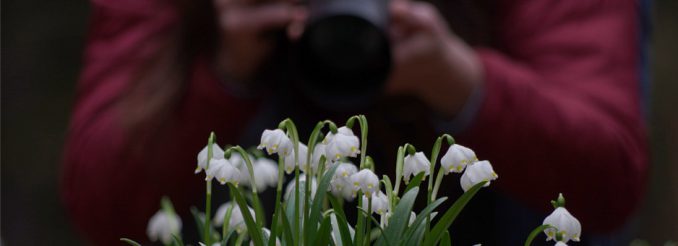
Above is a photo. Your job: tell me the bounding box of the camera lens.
[298,0,391,111]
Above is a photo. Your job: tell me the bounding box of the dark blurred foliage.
[0,0,675,245]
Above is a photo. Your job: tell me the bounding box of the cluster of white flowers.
[195,144,278,191]
[329,162,358,200]
[439,144,498,192]
[137,118,585,246]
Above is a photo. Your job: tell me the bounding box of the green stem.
[294,167,301,245]
[204,132,216,245]
[205,182,212,245]
[279,118,302,245]
[524,224,555,246]
[229,146,265,226]
[222,203,235,242]
[269,157,286,246]
[365,197,373,246]
[393,146,405,198]
[346,115,368,168]
[431,168,446,201]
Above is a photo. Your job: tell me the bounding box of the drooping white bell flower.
[258,129,293,156]
[351,169,379,197]
[311,144,328,172]
[543,207,581,243]
[205,159,240,185]
[284,174,318,201]
[195,143,225,174]
[239,157,279,191]
[205,158,226,182]
[403,152,431,182]
[147,210,182,245]
[440,144,477,174]
[459,160,498,192]
[213,202,255,233]
[362,191,389,215]
[324,127,360,161]
[330,162,358,200]
[284,143,309,174]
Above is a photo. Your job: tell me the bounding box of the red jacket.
[62,0,647,244]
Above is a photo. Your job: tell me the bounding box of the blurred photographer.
[62,0,648,245]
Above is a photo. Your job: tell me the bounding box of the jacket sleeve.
[61,1,259,244]
[459,0,648,233]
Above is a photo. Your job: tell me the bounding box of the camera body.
[297,0,391,110]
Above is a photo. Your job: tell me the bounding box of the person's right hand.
[214,0,306,83]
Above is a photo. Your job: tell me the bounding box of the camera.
[297,0,392,110]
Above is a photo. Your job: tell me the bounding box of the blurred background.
[1,0,676,244]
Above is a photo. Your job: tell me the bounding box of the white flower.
[258,129,293,156]
[284,174,318,200]
[351,169,379,197]
[330,162,358,200]
[440,144,477,174]
[284,143,309,174]
[213,202,255,233]
[195,143,224,174]
[459,160,498,192]
[311,144,328,171]
[403,152,430,182]
[362,191,389,215]
[543,207,581,243]
[213,202,235,226]
[324,127,360,161]
[555,242,568,246]
[240,158,279,191]
[206,159,240,185]
[147,210,182,245]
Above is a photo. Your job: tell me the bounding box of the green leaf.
[404,172,425,194]
[221,227,236,246]
[305,164,339,244]
[423,181,487,246]
[402,197,447,244]
[524,224,555,246]
[191,207,207,242]
[312,215,334,246]
[172,234,185,246]
[279,204,295,246]
[440,231,451,246]
[119,238,141,246]
[376,187,420,246]
[328,195,353,246]
[228,183,265,246]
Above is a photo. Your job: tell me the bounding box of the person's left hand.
[387,0,483,118]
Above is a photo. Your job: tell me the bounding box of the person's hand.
[387,0,483,118]
[214,0,306,83]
